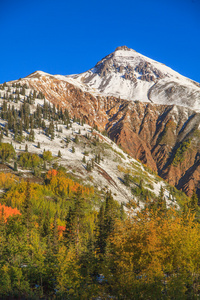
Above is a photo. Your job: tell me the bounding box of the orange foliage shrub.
[58,225,66,236]
[0,203,21,222]
[46,169,58,180]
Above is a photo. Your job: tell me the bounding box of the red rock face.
[24,75,200,196]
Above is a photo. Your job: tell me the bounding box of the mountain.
[64,45,200,110]
[2,47,200,299]
[26,46,200,111]
[1,46,200,197]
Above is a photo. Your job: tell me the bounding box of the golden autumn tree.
[105,207,200,299]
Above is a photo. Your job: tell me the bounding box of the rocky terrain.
[1,46,200,197]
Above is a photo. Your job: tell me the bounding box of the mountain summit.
[62,46,200,110]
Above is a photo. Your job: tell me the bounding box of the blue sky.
[0,0,200,83]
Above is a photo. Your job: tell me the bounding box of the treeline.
[0,82,87,143]
[0,98,71,141]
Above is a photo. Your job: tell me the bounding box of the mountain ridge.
[24,46,200,111]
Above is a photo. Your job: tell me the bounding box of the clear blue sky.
[1,0,200,84]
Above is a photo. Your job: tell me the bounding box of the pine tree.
[104,191,117,239]
[4,124,8,137]
[58,150,62,157]
[156,185,167,214]
[86,162,92,172]
[74,135,79,144]
[43,161,47,170]
[29,129,35,142]
[98,153,101,164]
[67,184,70,195]
[52,211,58,253]
[91,158,94,168]
[120,203,125,220]
[22,180,32,230]
[96,204,106,255]
[190,189,199,214]
[64,206,75,247]
[14,161,18,172]
[42,211,51,238]
[95,191,119,258]
[64,187,84,255]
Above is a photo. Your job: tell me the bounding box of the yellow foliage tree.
[106,208,200,299]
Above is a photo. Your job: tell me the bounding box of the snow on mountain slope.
[21,46,200,111]
[63,46,200,110]
[0,80,182,207]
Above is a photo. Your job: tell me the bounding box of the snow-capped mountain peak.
[20,46,200,111]
[63,46,200,110]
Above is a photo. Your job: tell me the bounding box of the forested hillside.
[0,171,199,299]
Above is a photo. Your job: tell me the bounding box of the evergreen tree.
[91,158,94,169]
[124,173,131,186]
[86,162,92,172]
[58,150,62,158]
[64,206,75,247]
[120,202,125,220]
[43,161,47,170]
[74,135,79,144]
[190,189,199,214]
[14,161,18,172]
[52,211,58,253]
[104,191,117,239]
[42,211,51,238]
[64,187,84,255]
[96,204,106,255]
[29,129,35,142]
[157,186,167,214]
[4,124,8,137]
[22,180,32,230]
[95,191,119,256]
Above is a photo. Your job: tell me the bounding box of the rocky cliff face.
[16,71,200,197]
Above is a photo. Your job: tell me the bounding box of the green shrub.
[18,153,42,169]
[0,143,16,162]
[172,139,191,166]
[43,150,52,162]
